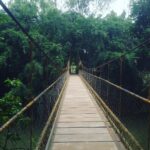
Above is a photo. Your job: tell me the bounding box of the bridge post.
[93,69,97,90]
[100,69,102,94]
[107,64,110,105]
[30,108,33,150]
[147,107,150,150]
[118,57,123,117]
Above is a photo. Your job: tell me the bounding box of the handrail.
[36,75,68,150]
[82,70,150,104]
[80,73,143,150]
[0,72,67,133]
[80,69,150,150]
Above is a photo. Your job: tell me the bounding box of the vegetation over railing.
[80,69,150,150]
[0,71,68,150]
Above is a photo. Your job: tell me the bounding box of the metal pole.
[100,69,102,95]
[30,109,33,150]
[107,64,110,105]
[148,109,150,150]
[119,57,123,117]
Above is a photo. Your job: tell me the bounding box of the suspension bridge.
[0,60,150,150]
[0,1,150,150]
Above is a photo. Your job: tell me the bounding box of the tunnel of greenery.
[0,0,150,124]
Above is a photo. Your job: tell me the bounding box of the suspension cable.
[81,37,150,70]
[0,0,47,57]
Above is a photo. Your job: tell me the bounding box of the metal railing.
[80,69,150,150]
[0,71,68,150]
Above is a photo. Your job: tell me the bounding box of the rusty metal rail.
[80,69,150,150]
[0,71,68,150]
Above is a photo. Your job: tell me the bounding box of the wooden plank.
[53,134,113,142]
[61,108,98,111]
[55,127,109,134]
[51,142,118,150]
[59,114,100,118]
[61,110,97,113]
[58,117,103,122]
[56,122,106,128]
[48,76,125,150]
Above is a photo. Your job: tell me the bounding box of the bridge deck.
[48,76,125,150]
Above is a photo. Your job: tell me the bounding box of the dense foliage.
[0,0,149,124]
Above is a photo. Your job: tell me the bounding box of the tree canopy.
[0,0,149,124]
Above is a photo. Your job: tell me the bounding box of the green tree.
[0,79,26,124]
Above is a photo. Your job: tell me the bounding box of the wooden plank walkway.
[47,76,126,150]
